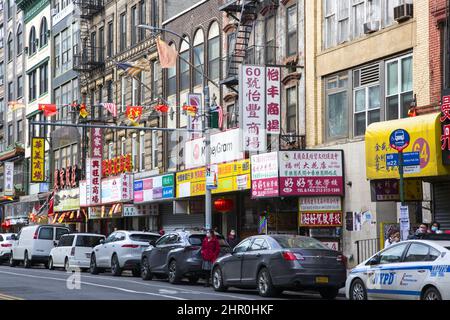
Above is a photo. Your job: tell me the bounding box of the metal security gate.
[160,202,204,231]
[432,182,450,230]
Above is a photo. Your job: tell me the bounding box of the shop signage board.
[386,152,420,167]
[440,89,450,165]
[88,204,123,219]
[4,162,14,196]
[251,152,279,198]
[101,174,133,204]
[299,212,343,227]
[31,137,45,182]
[370,179,423,202]
[279,150,344,196]
[54,188,80,212]
[176,159,251,198]
[91,128,103,158]
[123,204,158,217]
[299,197,342,212]
[102,154,133,177]
[86,158,102,205]
[265,67,281,134]
[184,129,244,169]
[134,174,175,203]
[239,65,266,152]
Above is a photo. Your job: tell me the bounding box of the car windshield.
[5,235,14,240]
[273,236,329,249]
[188,235,229,247]
[75,235,105,247]
[129,234,160,243]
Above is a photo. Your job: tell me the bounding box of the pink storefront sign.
[251,152,279,198]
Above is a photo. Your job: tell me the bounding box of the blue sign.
[162,187,174,198]
[134,180,143,191]
[389,129,410,152]
[386,152,420,167]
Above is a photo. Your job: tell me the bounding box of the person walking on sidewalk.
[201,229,220,287]
[227,229,239,249]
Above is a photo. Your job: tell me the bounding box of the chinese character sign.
[299,212,343,227]
[31,137,45,183]
[188,93,203,140]
[266,67,281,134]
[251,152,279,198]
[279,150,344,196]
[4,162,14,196]
[440,90,450,165]
[86,158,102,205]
[240,65,266,152]
[91,128,103,158]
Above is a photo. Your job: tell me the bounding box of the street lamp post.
[137,24,217,230]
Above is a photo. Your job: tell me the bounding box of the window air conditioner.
[394,3,413,23]
[363,21,380,34]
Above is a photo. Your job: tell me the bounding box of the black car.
[140,229,231,284]
[211,235,347,298]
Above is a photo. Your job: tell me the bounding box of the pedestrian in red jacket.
[201,230,220,287]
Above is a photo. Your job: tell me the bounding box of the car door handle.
[418,270,426,273]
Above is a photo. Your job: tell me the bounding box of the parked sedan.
[49,233,105,271]
[0,233,16,263]
[141,229,231,284]
[90,231,160,277]
[211,235,347,298]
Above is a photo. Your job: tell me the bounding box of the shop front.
[365,112,450,237]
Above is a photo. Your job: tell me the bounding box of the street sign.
[389,129,410,152]
[386,152,420,167]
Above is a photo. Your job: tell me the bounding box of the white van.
[9,224,70,268]
[49,233,105,271]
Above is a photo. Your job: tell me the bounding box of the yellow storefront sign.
[31,137,45,182]
[366,113,450,180]
[176,159,251,197]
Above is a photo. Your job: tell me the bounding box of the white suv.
[49,233,105,271]
[0,233,16,263]
[90,231,160,277]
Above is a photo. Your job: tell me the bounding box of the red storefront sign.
[299,212,343,227]
[102,154,132,177]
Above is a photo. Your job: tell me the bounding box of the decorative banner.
[251,152,279,198]
[4,162,14,196]
[102,154,132,177]
[91,128,103,158]
[54,165,80,191]
[258,215,267,234]
[279,150,344,196]
[54,188,80,212]
[185,129,244,169]
[101,174,134,204]
[134,174,174,203]
[31,137,45,182]
[370,179,423,202]
[38,104,58,117]
[88,204,123,219]
[240,65,266,152]
[188,93,203,140]
[126,106,143,124]
[102,102,117,117]
[299,197,342,212]
[299,212,343,227]
[86,158,102,205]
[206,165,218,190]
[266,67,281,134]
[8,101,25,111]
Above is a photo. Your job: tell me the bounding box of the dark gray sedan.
[211,235,347,298]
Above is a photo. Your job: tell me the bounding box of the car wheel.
[64,258,70,272]
[48,257,54,270]
[319,287,339,299]
[90,254,99,275]
[188,276,199,284]
[111,254,122,277]
[212,267,227,292]
[141,257,153,281]
[23,251,31,269]
[257,268,280,297]
[422,287,442,300]
[9,253,17,267]
[168,260,181,284]
[350,279,367,300]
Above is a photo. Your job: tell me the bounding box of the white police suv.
[346,234,450,300]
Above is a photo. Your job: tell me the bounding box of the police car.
[346,234,450,300]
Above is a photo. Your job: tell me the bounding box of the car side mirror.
[53,241,58,247]
[368,255,380,266]
[149,240,156,246]
[99,239,105,245]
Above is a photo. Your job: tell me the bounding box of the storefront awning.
[365,112,450,180]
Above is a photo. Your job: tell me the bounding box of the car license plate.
[316,276,329,284]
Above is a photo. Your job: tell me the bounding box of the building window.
[121,76,127,112]
[7,33,13,61]
[324,0,336,49]
[140,72,146,102]
[39,63,48,95]
[40,17,48,47]
[139,1,146,41]
[325,72,349,140]
[152,61,160,100]
[17,76,23,98]
[120,13,127,52]
[167,44,177,97]
[0,25,3,50]
[139,132,145,171]
[7,0,13,19]
[91,32,97,62]
[28,70,37,101]
[352,0,365,39]
[208,22,220,80]
[121,137,126,155]
[107,80,113,102]
[227,104,238,129]
[99,27,104,62]
[107,21,113,57]
[17,119,23,142]
[193,29,204,87]
[132,78,138,105]
[61,28,71,73]
[8,123,13,146]
[385,0,401,27]
[54,34,60,75]
[132,133,138,170]
[108,142,114,159]
[179,38,190,92]
[17,24,23,55]
[151,0,159,27]
[286,5,298,56]
[152,131,158,169]
[8,82,14,101]
[0,63,3,86]
[386,54,413,120]
[265,14,276,64]
[286,87,297,133]
[131,6,138,46]
[337,0,349,44]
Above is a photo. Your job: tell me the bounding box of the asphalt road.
[0,264,346,300]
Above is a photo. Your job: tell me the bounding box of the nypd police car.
[346,234,450,300]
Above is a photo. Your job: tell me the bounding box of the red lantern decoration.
[154,104,169,113]
[213,199,234,213]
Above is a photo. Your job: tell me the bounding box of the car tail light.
[33,230,39,239]
[122,244,139,248]
[282,251,304,261]
[70,247,76,256]
[1,243,12,247]
[337,254,348,268]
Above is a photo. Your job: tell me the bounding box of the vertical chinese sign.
[87,128,103,205]
[4,162,14,196]
[31,137,45,182]
[251,152,279,198]
[188,93,203,140]
[266,67,281,134]
[440,88,450,165]
[240,65,266,152]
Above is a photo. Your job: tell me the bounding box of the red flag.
[126,106,143,124]
[38,104,57,117]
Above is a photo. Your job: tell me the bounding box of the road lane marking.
[0,270,186,300]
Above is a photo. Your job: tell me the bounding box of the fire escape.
[73,1,105,88]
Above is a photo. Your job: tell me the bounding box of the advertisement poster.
[299,197,341,212]
[134,174,174,203]
[251,152,279,198]
[54,189,80,212]
[299,212,343,227]
[4,162,14,196]
[101,174,133,204]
